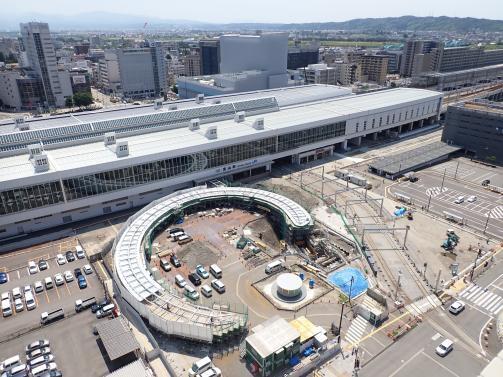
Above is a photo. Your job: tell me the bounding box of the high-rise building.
[117,42,167,99]
[287,44,319,70]
[331,62,360,86]
[199,39,220,75]
[20,22,68,108]
[400,40,442,77]
[355,55,389,85]
[377,50,403,74]
[177,33,290,99]
[98,52,121,93]
[184,52,201,77]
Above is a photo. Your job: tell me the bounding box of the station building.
[0,85,442,241]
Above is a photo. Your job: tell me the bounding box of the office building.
[177,33,290,99]
[401,40,442,77]
[183,52,201,77]
[301,63,337,85]
[20,22,69,108]
[0,70,23,110]
[377,50,403,74]
[332,62,360,86]
[442,99,503,164]
[287,44,319,70]
[98,52,121,93]
[0,85,441,240]
[74,42,90,55]
[117,42,167,99]
[355,55,389,85]
[199,39,220,75]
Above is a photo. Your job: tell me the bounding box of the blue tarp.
[327,267,369,299]
[394,207,407,217]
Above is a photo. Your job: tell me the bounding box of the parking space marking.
[65,282,72,296]
[420,351,461,377]
[54,284,61,300]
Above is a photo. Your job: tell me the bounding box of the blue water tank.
[299,273,305,281]
[309,279,315,289]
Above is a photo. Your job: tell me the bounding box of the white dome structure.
[276,273,303,298]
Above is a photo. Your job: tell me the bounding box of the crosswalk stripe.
[466,286,483,300]
[479,293,497,307]
[474,292,492,305]
[460,284,476,297]
[485,297,502,312]
[493,305,503,315]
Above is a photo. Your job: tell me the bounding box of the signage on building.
[72,75,86,85]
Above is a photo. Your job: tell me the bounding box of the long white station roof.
[0,88,441,184]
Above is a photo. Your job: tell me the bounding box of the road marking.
[345,315,369,345]
[54,284,61,300]
[420,351,461,377]
[44,289,50,304]
[358,311,409,345]
[65,282,71,296]
[389,348,424,377]
[431,332,442,341]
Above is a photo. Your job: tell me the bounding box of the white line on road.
[420,351,461,377]
[389,348,424,377]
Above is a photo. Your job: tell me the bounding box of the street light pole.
[427,193,432,211]
[484,210,491,234]
[348,276,355,308]
[440,168,447,191]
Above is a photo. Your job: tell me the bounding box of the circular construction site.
[275,273,306,301]
[112,186,314,344]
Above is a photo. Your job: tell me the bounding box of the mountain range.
[0,13,502,33]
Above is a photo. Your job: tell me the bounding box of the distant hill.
[0,14,502,33]
[222,16,503,33]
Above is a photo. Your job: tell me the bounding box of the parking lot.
[389,160,503,239]
[0,309,110,376]
[0,238,105,340]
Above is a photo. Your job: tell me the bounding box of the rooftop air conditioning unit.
[205,125,217,140]
[115,140,129,157]
[154,99,163,110]
[27,143,43,158]
[189,118,200,131]
[168,104,178,110]
[32,153,49,173]
[104,132,116,146]
[253,118,265,130]
[15,116,30,131]
[196,94,204,104]
[234,111,245,123]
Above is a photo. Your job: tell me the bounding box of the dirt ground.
[255,178,321,212]
[177,240,220,269]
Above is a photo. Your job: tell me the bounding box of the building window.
[379,117,382,126]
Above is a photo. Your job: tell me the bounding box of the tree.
[72,92,93,109]
[65,97,74,108]
[171,85,178,94]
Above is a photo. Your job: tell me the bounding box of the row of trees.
[65,92,94,109]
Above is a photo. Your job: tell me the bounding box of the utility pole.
[348,276,355,309]
[434,269,442,294]
[403,225,410,249]
[423,262,428,278]
[440,168,447,191]
[484,210,491,234]
[427,193,432,211]
[454,161,460,180]
[394,271,402,300]
[300,171,303,188]
[337,302,345,344]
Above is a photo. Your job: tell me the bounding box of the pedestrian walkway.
[405,294,442,316]
[344,315,370,345]
[458,284,503,316]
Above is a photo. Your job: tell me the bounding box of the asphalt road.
[360,318,489,377]
[390,172,503,239]
[0,245,105,340]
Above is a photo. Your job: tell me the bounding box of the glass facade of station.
[0,121,345,215]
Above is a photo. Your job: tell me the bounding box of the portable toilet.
[309,279,315,289]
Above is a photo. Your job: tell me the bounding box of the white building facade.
[0,86,442,241]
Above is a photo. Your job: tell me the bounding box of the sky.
[4,0,503,23]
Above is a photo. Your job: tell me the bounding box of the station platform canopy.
[369,141,461,178]
[95,317,140,361]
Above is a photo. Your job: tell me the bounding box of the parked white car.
[449,300,465,314]
[54,273,64,286]
[14,298,24,312]
[83,264,93,275]
[64,271,74,283]
[34,281,44,293]
[56,254,66,265]
[467,195,477,203]
[28,261,39,275]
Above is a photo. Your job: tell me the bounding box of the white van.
[7,363,27,376]
[31,362,57,376]
[175,274,186,288]
[25,291,36,310]
[44,277,53,289]
[96,303,115,319]
[209,264,222,279]
[0,355,21,373]
[200,367,222,377]
[211,279,225,294]
[265,260,283,274]
[184,285,200,300]
[201,284,212,298]
[188,356,212,377]
[2,299,12,317]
